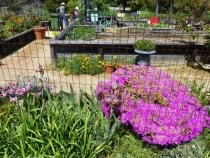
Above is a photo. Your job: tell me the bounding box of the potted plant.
[33,6,50,40]
[104,57,118,74]
[39,6,51,30]
[33,26,47,39]
[133,39,156,65]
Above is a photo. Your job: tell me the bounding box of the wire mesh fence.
[0,2,210,95]
[1,1,210,157]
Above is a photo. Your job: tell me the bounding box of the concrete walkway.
[0,38,111,94]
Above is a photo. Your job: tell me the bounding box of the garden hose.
[99,19,109,28]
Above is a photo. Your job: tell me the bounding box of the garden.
[0,64,210,157]
[0,0,210,157]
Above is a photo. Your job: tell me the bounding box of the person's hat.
[61,2,65,5]
[75,6,79,10]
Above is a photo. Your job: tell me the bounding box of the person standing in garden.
[56,2,68,30]
[72,6,79,21]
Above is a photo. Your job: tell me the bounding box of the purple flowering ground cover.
[95,65,210,146]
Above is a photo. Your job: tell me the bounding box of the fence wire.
[0,3,210,96]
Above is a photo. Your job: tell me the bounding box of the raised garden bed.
[50,23,210,67]
[116,19,148,27]
[0,28,35,59]
[151,27,175,33]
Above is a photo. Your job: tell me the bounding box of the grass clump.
[0,88,120,157]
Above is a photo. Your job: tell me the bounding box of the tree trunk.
[168,0,174,25]
[155,0,159,17]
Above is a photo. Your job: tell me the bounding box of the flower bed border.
[0,28,36,59]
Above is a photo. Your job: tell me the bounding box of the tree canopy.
[31,0,210,21]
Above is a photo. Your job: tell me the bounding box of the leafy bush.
[3,15,26,36]
[65,26,96,40]
[98,10,117,17]
[1,14,37,39]
[109,131,158,158]
[153,23,169,28]
[203,128,210,149]
[0,4,50,39]
[159,135,209,158]
[123,11,155,20]
[203,11,210,23]
[56,54,104,75]
[0,89,120,157]
[188,80,210,106]
[95,65,210,146]
[134,39,155,51]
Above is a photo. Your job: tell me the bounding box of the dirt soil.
[0,37,209,94]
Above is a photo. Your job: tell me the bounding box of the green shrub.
[153,23,169,28]
[98,10,117,17]
[56,54,104,75]
[123,11,154,20]
[188,80,210,106]
[65,26,96,40]
[159,136,209,158]
[202,128,210,150]
[134,39,156,51]
[203,11,210,23]
[109,131,159,158]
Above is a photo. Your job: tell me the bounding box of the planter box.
[50,23,209,66]
[151,28,175,33]
[0,28,35,59]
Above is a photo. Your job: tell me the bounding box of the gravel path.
[0,37,209,94]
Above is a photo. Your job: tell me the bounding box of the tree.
[67,0,79,13]
[116,0,129,11]
[91,0,110,11]
[174,0,209,22]
[155,0,173,16]
[124,0,155,12]
[43,0,63,12]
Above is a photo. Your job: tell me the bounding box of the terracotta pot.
[33,26,47,39]
[105,65,115,74]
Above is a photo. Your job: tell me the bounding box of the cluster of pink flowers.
[0,75,53,103]
[0,81,31,102]
[95,65,210,146]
